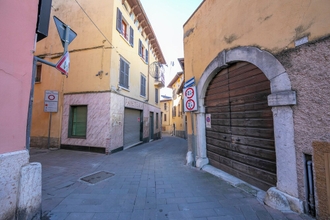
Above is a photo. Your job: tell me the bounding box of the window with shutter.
[129,26,134,46]
[116,8,122,33]
[119,57,129,89]
[138,39,142,56]
[138,39,148,63]
[117,7,133,47]
[140,74,146,97]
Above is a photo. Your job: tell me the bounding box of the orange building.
[184,0,330,217]
[32,0,166,153]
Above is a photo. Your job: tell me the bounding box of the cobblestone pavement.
[30,136,314,220]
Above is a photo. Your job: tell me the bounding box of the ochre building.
[32,0,166,153]
[184,1,330,218]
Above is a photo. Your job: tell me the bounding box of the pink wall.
[0,0,39,154]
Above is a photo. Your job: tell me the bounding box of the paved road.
[30,136,313,220]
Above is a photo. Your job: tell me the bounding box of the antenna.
[149,61,164,80]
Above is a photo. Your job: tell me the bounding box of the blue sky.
[140,0,203,96]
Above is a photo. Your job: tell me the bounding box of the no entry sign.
[184,86,197,112]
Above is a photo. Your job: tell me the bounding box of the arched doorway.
[194,47,302,212]
[204,61,276,191]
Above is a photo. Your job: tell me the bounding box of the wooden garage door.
[205,62,276,191]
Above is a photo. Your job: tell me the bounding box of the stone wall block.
[16,162,42,220]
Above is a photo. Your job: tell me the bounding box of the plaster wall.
[109,93,125,151]
[33,0,163,147]
[276,37,330,204]
[0,0,38,153]
[61,93,111,150]
[184,0,330,88]
[31,63,64,148]
[36,0,114,55]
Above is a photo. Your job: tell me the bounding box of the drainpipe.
[307,160,315,216]
[146,42,150,102]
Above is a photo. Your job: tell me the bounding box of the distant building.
[160,95,172,134]
[184,0,330,217]
[166,58,186,139]
[32,0,166,153]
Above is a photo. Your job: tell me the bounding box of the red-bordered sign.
[183,86,198,112]
[48,95,55,100]
[186,99,195,111]
[185,87,194,99]
[55,52,70,76]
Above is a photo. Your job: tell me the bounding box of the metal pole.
[190,112,196,166]
[47,112,52,149]
[64,25,70,53]
[34,56,56,67]
[26,57,37,151]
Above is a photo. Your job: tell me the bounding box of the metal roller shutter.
[124,108,141,148]
[205,62,276,191]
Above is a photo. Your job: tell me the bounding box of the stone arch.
[194,46,302,212]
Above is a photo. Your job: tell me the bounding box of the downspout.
[146,43,150,102]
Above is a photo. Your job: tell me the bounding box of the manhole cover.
[80,171,114,184]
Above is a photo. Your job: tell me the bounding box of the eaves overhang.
[125,0,166,65]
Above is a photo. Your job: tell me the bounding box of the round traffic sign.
[48,95,55,100]
[185,87,194,99]
[186,99,195,111]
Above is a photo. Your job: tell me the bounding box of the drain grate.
[80,171,114,184]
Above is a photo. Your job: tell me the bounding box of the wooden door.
[205,62,276,191]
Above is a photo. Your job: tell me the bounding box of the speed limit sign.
[183,86,197,112]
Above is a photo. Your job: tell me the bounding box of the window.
[155,88,159,103]
[140,74,146,97]
[164,113,167,122]
[178,104,181,117]
[116,8,134,47]
[119,57,129,89]
[138,39,148,63]
[69,105,87,138]
[164,103,167,110]
[156,113,159,129]
[35,65,41,83]
[173,106,176,117]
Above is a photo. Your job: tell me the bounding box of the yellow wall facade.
[168,74,186,138]
[183,0,330,216]
[32,0,164,148]
[184,0,330,85]
[160,99,172,133]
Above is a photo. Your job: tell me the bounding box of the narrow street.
[30,136,313,220]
